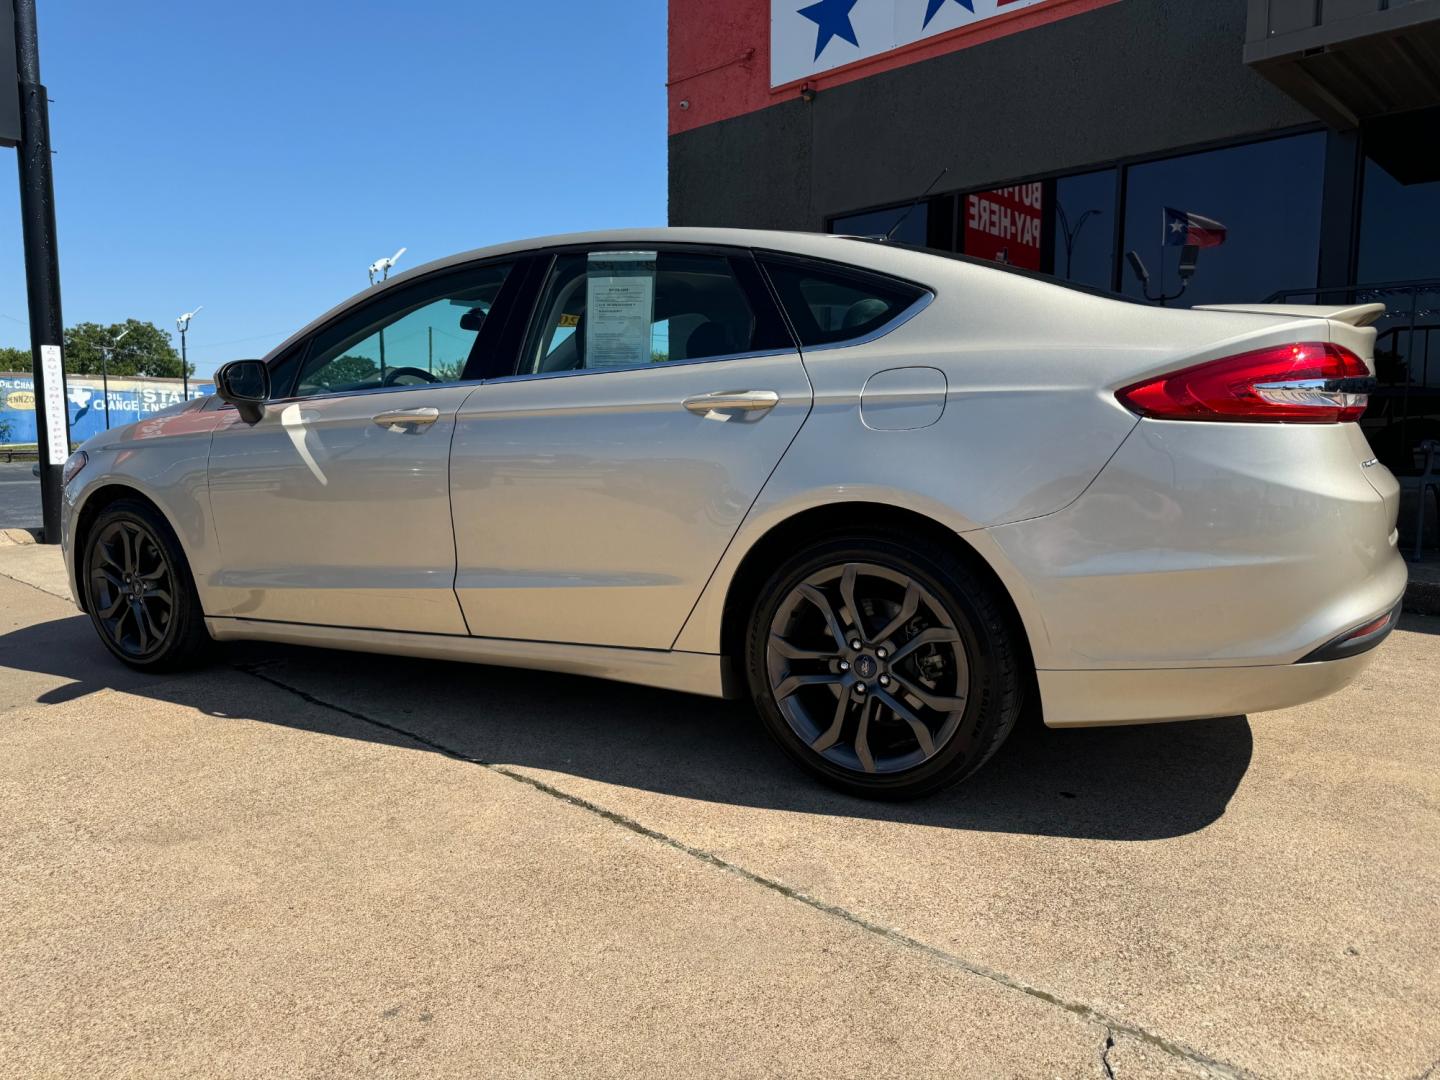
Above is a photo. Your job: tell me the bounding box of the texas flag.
[1163,207,1227,248]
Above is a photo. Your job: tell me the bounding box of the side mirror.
[215,359,270,424]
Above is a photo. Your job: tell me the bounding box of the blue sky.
[0,0,667,376]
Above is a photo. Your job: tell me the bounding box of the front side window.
[292,262,514,397]
[759,257,928,347]
[521,251,761,375]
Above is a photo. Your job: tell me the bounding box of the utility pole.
[9,0,67,543]
[1056,203,1103,281]
[99,326,130,430]
[368,249,405,383]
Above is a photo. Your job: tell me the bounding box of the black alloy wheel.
[88,518,175,659]
[746,534,1024,799]
[82,499,211,671]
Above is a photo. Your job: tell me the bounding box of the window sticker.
[586,252,656,368]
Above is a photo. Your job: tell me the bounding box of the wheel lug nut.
[855,683,867,695]
[838,661,849,671]
[876,648,888,659]
[850,639,862,650]
[879,675,890,686]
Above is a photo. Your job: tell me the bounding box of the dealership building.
[667,0,1440,478]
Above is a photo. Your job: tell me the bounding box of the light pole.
[1055,202,1103,281]
[98,326,130,430]
[176,306,201,401]
[367,248,405,380]
[11,0,69,542]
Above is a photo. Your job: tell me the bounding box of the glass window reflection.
[1120,133,1325,306]
[1357,159,1440,283]
[830,204,929,247]
[1052,170,1116,291]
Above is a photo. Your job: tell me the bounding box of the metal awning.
[1245,0,1440,129]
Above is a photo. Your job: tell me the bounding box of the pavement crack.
[237,663,1256,1080]
[0,567,72,603]
[1099,1028,1117,1080]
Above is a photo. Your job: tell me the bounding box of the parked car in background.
[59,229,1406,798]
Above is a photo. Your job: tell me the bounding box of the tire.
[744,532,1024,800]
[81,498,213,672]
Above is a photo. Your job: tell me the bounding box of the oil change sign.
[964,183,1044,270]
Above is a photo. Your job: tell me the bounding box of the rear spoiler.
[1194,302,1387,328]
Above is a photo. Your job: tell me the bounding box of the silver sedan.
[60,229,1406,798]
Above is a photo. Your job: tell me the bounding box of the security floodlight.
[1126,251,1151,288]
[368,247,407,285]
[1177,244,1200,281]
[176,306,201,400]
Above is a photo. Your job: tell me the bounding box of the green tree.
[0,346,29,371]
[308,354,378,391]
[64,320,189,378]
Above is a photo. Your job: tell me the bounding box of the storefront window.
[1052,170,1116,291]
[829,204,928,246]
[962,183,1045,270]
[1357,158,1440,283]
[1120,133,1326,307]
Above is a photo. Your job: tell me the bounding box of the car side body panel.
[59,228,1408,734]
[62,403,226,611]
[203,385,476,634]
[450,349,813,649]
[674,247,1361,659]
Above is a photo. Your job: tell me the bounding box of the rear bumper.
[1038,647,1380,728]
[968,418,1407,727]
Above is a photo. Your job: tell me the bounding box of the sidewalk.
[1,540,1438,1078]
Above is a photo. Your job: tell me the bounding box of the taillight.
[1116,342,1372,423]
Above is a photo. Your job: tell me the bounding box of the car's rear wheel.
[744,533,1024,799]
[82,499,211,671]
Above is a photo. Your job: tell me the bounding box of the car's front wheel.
[82,498,212,671]
[744,532,1024,799]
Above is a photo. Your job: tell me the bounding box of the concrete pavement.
[1,539,1436,1079]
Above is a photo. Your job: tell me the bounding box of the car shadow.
[0,613,1254,842]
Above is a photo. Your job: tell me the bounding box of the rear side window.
[759,257,928,347]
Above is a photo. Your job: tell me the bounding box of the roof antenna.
[884,167,948,243]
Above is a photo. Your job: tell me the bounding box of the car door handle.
[682,390,781,417]
[373,407,440,430]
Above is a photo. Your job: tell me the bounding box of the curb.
[0,528,39,546]
[1404,570,1440,617]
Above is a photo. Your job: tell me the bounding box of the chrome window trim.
[485,347,798,386]
[797,289,935,355]
[212,377,486,414]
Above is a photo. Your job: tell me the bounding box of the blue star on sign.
[923,0,976,28]
[798,0,860,60]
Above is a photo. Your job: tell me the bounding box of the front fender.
[63,409,224,612]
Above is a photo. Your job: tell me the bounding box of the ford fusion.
[60,229,1406,798]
